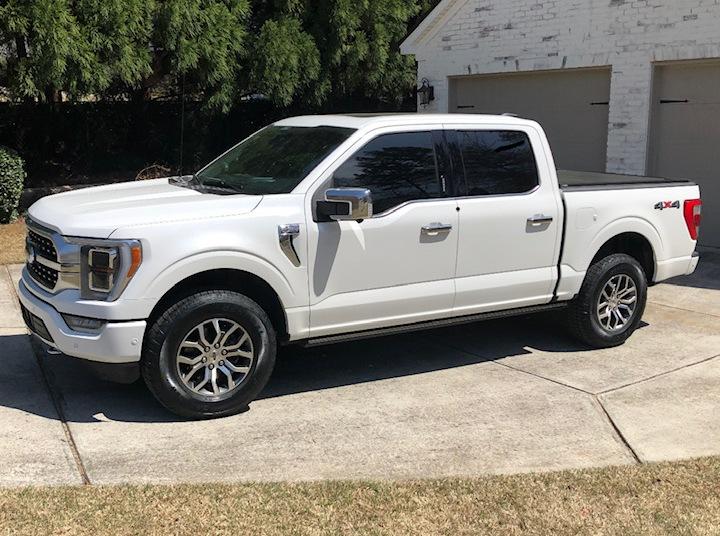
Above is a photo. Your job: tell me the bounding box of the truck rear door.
[446,124,562,314]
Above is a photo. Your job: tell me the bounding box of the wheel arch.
[588,231,656,282]
[146,268,289,342]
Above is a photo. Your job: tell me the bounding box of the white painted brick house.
[401,0,720,246]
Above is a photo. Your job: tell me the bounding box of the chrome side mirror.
[318,187,373,222]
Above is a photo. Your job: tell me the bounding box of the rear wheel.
[141,290,276,419]
[567,253,647,348]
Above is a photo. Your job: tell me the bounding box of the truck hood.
[28,178,263,238]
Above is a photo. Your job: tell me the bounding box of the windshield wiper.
[197,176,245,194]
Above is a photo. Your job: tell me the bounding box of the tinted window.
[196,125,354,195]
[333,132,442,214]
[457,130,539,196]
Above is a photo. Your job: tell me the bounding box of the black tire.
[141,290,276,419]
[567,253,647,348]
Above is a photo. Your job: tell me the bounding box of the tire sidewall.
[586,257,647,345]
[144,291,276,418]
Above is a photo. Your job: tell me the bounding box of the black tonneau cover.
[558,170,695,191]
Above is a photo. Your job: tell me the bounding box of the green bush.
[0,146,26,224]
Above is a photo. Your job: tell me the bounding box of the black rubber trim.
[302,302,567,347]
[551,193,568,302]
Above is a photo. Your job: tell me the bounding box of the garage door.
[449,68,611,172]
[648,61,720,248]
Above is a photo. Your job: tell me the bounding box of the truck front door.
[305,127,459,338]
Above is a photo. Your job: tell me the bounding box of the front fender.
[140,250,300,311]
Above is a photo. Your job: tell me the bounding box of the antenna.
[178,72,186,176]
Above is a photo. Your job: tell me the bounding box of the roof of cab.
[274,113,535,130]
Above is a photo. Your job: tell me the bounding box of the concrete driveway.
[1,252,719,486]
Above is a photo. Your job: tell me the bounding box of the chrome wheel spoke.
[220,366,236,390]
[210,367,220,395]
[178,355,202,366]
[197,325,212,349]
[224,361,250,374]
[211,319,223,346]
[183,361,205,381]
[181,340,203,351]
[224,349,253,360]
[224,332,250,352]
[219,324,239,346]
[193,368,211,392]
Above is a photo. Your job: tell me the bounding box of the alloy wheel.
[596,274,637,332]
[175,318,254,396]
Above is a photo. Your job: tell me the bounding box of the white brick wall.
[403,0,720,174]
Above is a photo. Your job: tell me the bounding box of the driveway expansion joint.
[597,353,720,396]
[592,395,642,464]
[28,337,92,486]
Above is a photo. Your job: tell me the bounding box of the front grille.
[26,224,60,291]
[28,260,59,290]
[20,304,54,343]
[28,230,57,262]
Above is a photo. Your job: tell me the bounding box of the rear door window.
[456,130,539,196]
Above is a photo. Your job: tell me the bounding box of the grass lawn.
[1,457,719,535]
[0,218,26,265]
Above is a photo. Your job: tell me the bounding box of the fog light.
[61,313,106,333]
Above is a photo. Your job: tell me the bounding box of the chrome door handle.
[422,222,453,234]
[527,214,553,226]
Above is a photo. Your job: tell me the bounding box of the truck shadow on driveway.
[663,249,720,290]
[0,313,646,424]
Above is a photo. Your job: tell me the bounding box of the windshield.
[195,125,355,194]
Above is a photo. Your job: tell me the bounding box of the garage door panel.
[449,68,611,172]
[649,61,720,247]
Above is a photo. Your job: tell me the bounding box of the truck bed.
[558,170,695,191]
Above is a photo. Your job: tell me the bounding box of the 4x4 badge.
[654,200,680,210]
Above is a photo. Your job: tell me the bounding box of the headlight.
[66,238,142,301]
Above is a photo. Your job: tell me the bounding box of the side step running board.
[302,302,568,347]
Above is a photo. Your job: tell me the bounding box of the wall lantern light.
[417,78,435,107]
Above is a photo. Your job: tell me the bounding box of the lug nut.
[221,350,227,355]
[201,357,207,363]
[215,343,220,349]
[209,364,214,370]
[219,360,224,366]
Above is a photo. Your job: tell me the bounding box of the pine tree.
[0,0,432,109]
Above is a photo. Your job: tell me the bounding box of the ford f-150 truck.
[18,114,702,418]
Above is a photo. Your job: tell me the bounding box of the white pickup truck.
[19,114,702,418]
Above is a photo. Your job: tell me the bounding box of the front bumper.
[18,279,145,364]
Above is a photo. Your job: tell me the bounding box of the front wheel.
[567,253,648,348]
[141,290,277,419]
